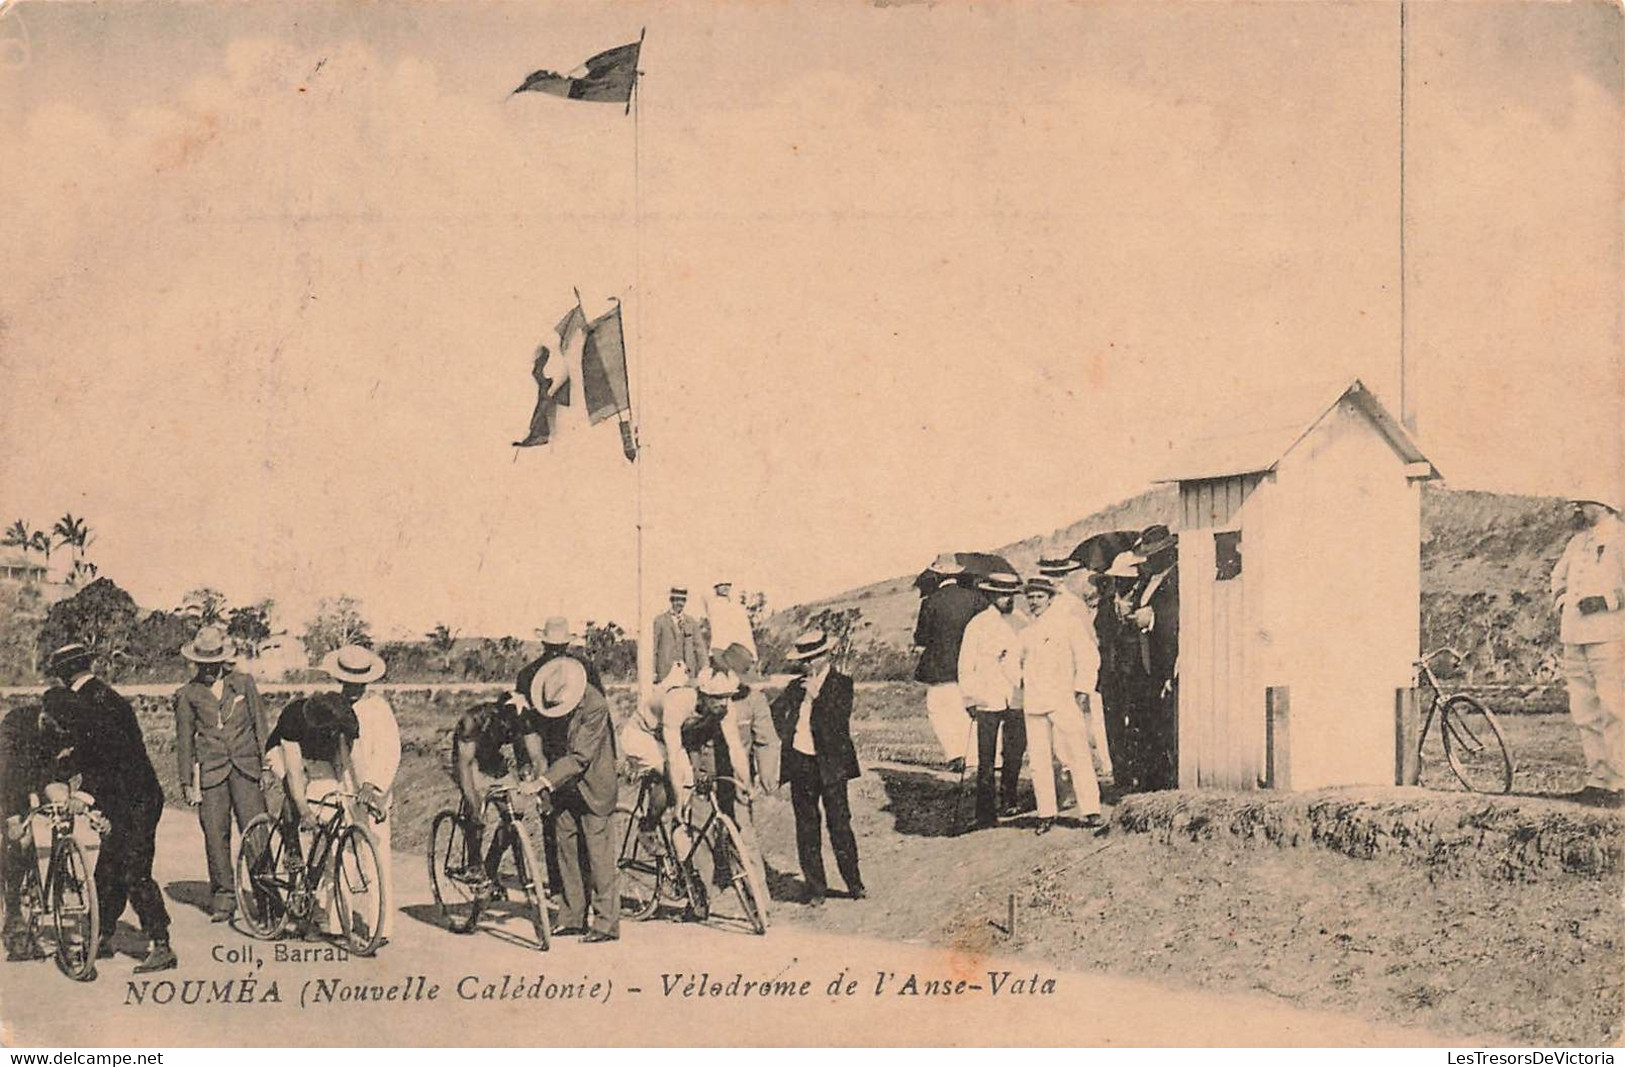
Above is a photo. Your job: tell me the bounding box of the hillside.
[768,484,1574,684]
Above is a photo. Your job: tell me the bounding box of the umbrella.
[1070,530,1142,573]
[913,551,1018,596]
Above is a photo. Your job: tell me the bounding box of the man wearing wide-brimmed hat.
[913,553,982,773]
[1551,493,1625,805]
[173,625,271,922]
[653,586,705,682]
[41,642,175,972]
[320,644,400,939]
[516,616,603,892]
[527,656,620,942]
[770,630,865,905]
[958,573,1029,827]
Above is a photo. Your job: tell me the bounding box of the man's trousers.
[197,768,267,910]
[925,683,973,766]
[784,750,862,897]
[1024,699,1100,819]
[97,791,170,942]
[553,800,619,937]
[973,709,1026,824]
[1565,640,1625,791]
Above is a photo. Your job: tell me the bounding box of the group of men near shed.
[3,497,1618,977]
[915,525,1182,831]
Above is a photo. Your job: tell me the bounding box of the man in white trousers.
[913,554,983,772]
[1020,576,1103,833]
[1551,493,1625,806]
[1039,556,1113,784]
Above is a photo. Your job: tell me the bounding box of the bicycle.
[1416,647,1514,794]
[234,788,388,956]
[613,772,768,935]
[426,782,551,951]
[4,782,101,982]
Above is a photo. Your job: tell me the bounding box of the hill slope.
[767,484,1573,683]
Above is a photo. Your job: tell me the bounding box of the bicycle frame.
[283,790,375,909]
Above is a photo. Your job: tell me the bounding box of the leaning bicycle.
[234,788,388,955]
[1416,647,1514,794]
[426,782,551,951]
[3,782,101,981]
[613,772,767,935]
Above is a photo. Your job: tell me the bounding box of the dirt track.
[0,807,1463,1048]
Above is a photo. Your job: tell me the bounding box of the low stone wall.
[1111,787,1621,882]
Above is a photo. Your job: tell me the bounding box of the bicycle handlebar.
[1419,647,1467,667]
[313,789,386,824]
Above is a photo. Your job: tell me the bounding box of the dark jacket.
[652,611,705,681]
[538,686,618,816]
[174,670,267,789]
[913,581,983,685]
[0,705,49,817]
[770,670,860,785]
[1139,562,1180,682]
[42,676,162,810]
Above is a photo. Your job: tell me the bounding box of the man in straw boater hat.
[172,625,271,922]
[1019,577,1103,832]
[40,642,175,971]
[770,630,865,905]
[913,553,983,773]
[526,655,620,942]
[320,644,400,940]
[1038,555,1114,788]
[1102,548,1150,791]
[652,585,705,682]
[957,572,1029,828]
[1129,524,1180,792]
[1551,491,1625,806]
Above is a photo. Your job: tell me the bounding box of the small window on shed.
[1215,530,1242,581]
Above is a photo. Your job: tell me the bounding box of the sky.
[1,0,1619,641]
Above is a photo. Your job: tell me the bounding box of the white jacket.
[958,607,1024,711]
[1021,604,1100,713]
[707,597,758,659]
[1552,515,1625,645]
[350,693,401,798]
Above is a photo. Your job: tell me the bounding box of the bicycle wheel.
[1441,695,1514,794]
[332,825,387,956]
[16,858,47,960]
[710,814,768,935]
[48,836,98,981]
[427,811,482,934]
[610,804,664,920]
[235,815,294,940]
[498,820,551,952]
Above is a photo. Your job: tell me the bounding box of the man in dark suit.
[913,555,984,773]
[173,625,271,922]
[41,643,175,972]
[652,586,705,681]
[1131,526,1180,791]
[770,629,864,906]
[529,656,620,942]
[517,616,603,893]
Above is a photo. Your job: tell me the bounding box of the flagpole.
[631,27,650,711]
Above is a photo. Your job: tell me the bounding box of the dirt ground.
[4,685,1618,1046]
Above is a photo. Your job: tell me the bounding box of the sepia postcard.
[0,0,1620,1049]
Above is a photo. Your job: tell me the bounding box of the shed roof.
[1156,378,1439,483]
[0,554,45,571]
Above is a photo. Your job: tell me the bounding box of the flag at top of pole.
[511,34,643,107]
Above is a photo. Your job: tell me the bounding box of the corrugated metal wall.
[1178,473,1263,789]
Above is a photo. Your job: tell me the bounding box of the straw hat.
[535,616,578,646]
[320,644,386,684]
[785,629,834,662]
[977,572,1023,595]
[531,656,588,718]
[927,553,963,575]
[1134,524,1178,558]
[1024,576,1057,597]
[181,625,236,664]
[1037,556,1082,577]
[697,669,744,699]
[1106,551,1145,579]
[46,643,93,676]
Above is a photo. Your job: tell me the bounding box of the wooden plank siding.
[1178,473,1262,789]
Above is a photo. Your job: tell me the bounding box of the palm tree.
[180,587,231,627]
[2,519,32,558]
[28,530,53,571]
[425,623,459,673]
[53,513,93,564]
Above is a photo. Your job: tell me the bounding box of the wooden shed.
[1157,379,1439,791]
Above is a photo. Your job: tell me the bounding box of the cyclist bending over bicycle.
[620,665,703,850]
[451,692,547,884]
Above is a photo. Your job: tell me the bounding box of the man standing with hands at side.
[914,554,983,773]
[771,630,864,906]
[173,625,272,923]
[1552,493,1625,806]
[653,586,706,681]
